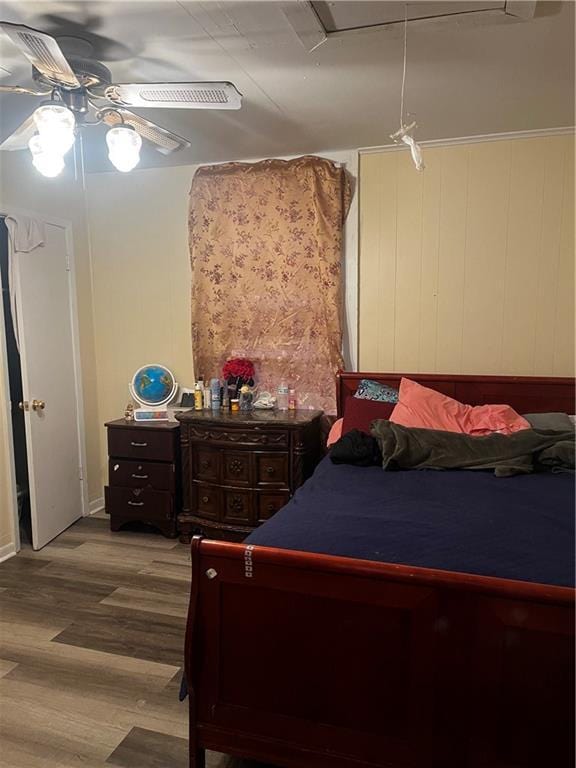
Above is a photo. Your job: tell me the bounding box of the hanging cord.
[399,1,408,129]
[390,2,424,171]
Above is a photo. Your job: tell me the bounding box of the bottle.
[194,381,203,411]
[288,388,297,410]
[222,385,229,411]
[210,378,220,410]
[203,383,211,409]
[277,381,289,411]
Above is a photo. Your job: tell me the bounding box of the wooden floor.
[0,513,274,768]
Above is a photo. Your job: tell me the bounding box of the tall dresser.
[176,410,322,542]
[105,419,180,538]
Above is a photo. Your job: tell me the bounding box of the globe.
[131,364,177,407]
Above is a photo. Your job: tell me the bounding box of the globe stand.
[132,406,171,422]
[129,364,179,422]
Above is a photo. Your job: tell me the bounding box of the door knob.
[18,401,29,411]
[31,399,45,411]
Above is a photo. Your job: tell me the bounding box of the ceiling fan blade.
[104,82,242,110]
[0,21,80,89]
[0,84,51,96]
[100,109,190,155]
[0,113,37,151]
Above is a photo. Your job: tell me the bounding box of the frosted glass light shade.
[28,134,65,178]
[106,125,142,172]
[33,103,76,155]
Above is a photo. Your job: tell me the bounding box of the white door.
[14,221,83,549]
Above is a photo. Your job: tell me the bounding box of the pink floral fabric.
[189,156,351,413]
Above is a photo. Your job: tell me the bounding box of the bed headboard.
[336,372,575,419]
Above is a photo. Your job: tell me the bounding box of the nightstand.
[175,409,322,542]
[104,419,181,538]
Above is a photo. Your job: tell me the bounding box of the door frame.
[0,206,89,554]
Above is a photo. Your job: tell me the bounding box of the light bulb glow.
[28,134,65,178]
[106,125,142,172]
[33,103,76,155]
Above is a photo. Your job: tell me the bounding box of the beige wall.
[85,165,195,487]
[0,152,101,553]
[359,134,575,376]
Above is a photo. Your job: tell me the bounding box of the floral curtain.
[189,156,351,413]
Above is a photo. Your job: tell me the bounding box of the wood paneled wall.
[359,135,575,376]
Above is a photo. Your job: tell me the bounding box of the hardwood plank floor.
[0,514,275,768]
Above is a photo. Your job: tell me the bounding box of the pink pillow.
[327,418,343,446]
[342,398,395,435]
[389,378,530,436]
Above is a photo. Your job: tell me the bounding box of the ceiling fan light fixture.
[32,103,76,155]
[28,134,65,178]
[106,124,142,172]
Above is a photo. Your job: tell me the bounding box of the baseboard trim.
[0,543,17,564]
[88,497,105,515]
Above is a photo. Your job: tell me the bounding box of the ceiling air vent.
[308,1,537,34]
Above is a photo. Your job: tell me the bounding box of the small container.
[277,382,289,411]
[288,388,296,410]
[239,385,253,411]
[203,386,211,409]
[210,378,220,410]
[194,381,203,411]
[231,398,240,412]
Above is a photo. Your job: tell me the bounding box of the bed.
[184,372,575,768]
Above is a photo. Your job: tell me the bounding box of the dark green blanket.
[371,421,575,477]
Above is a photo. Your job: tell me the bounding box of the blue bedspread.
[247,457,575,587]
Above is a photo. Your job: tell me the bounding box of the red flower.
[222,358,254,381]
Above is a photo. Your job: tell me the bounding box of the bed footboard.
[185,537,574,768]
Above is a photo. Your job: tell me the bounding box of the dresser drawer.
[108,427,176,462]
[108,459,175,491]
[193,448,220,483]
[187,424,289,449]
[105,486,173,520]
[222,451,251,486]
[222,489,254,526]
[256,453,289,487]
[257,492,289,522]
[193,483,220,521]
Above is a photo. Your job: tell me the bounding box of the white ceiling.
[0,0,573,172]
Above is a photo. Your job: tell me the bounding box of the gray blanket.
[371,421,575,477]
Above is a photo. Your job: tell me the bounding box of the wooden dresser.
[105,419,180,538]
[175,409,322,542]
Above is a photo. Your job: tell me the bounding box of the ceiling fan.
[0,21,243,176]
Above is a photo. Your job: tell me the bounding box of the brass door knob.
[18,401,29,411]
[31,399,45,411]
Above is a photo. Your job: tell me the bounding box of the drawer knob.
[201,459,210,469]
[128,501,144,507]
[267,503,275,512]
[266,466,275,475]
[130,441,148,447]
[206,568,218,580]
[229,459,244,475]
[202,495,209,504]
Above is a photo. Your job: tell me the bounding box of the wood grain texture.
[359,135,575,376]
[0,514,276,767]
[187,535,573,768]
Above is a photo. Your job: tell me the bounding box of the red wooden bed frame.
[185,373,575,768]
